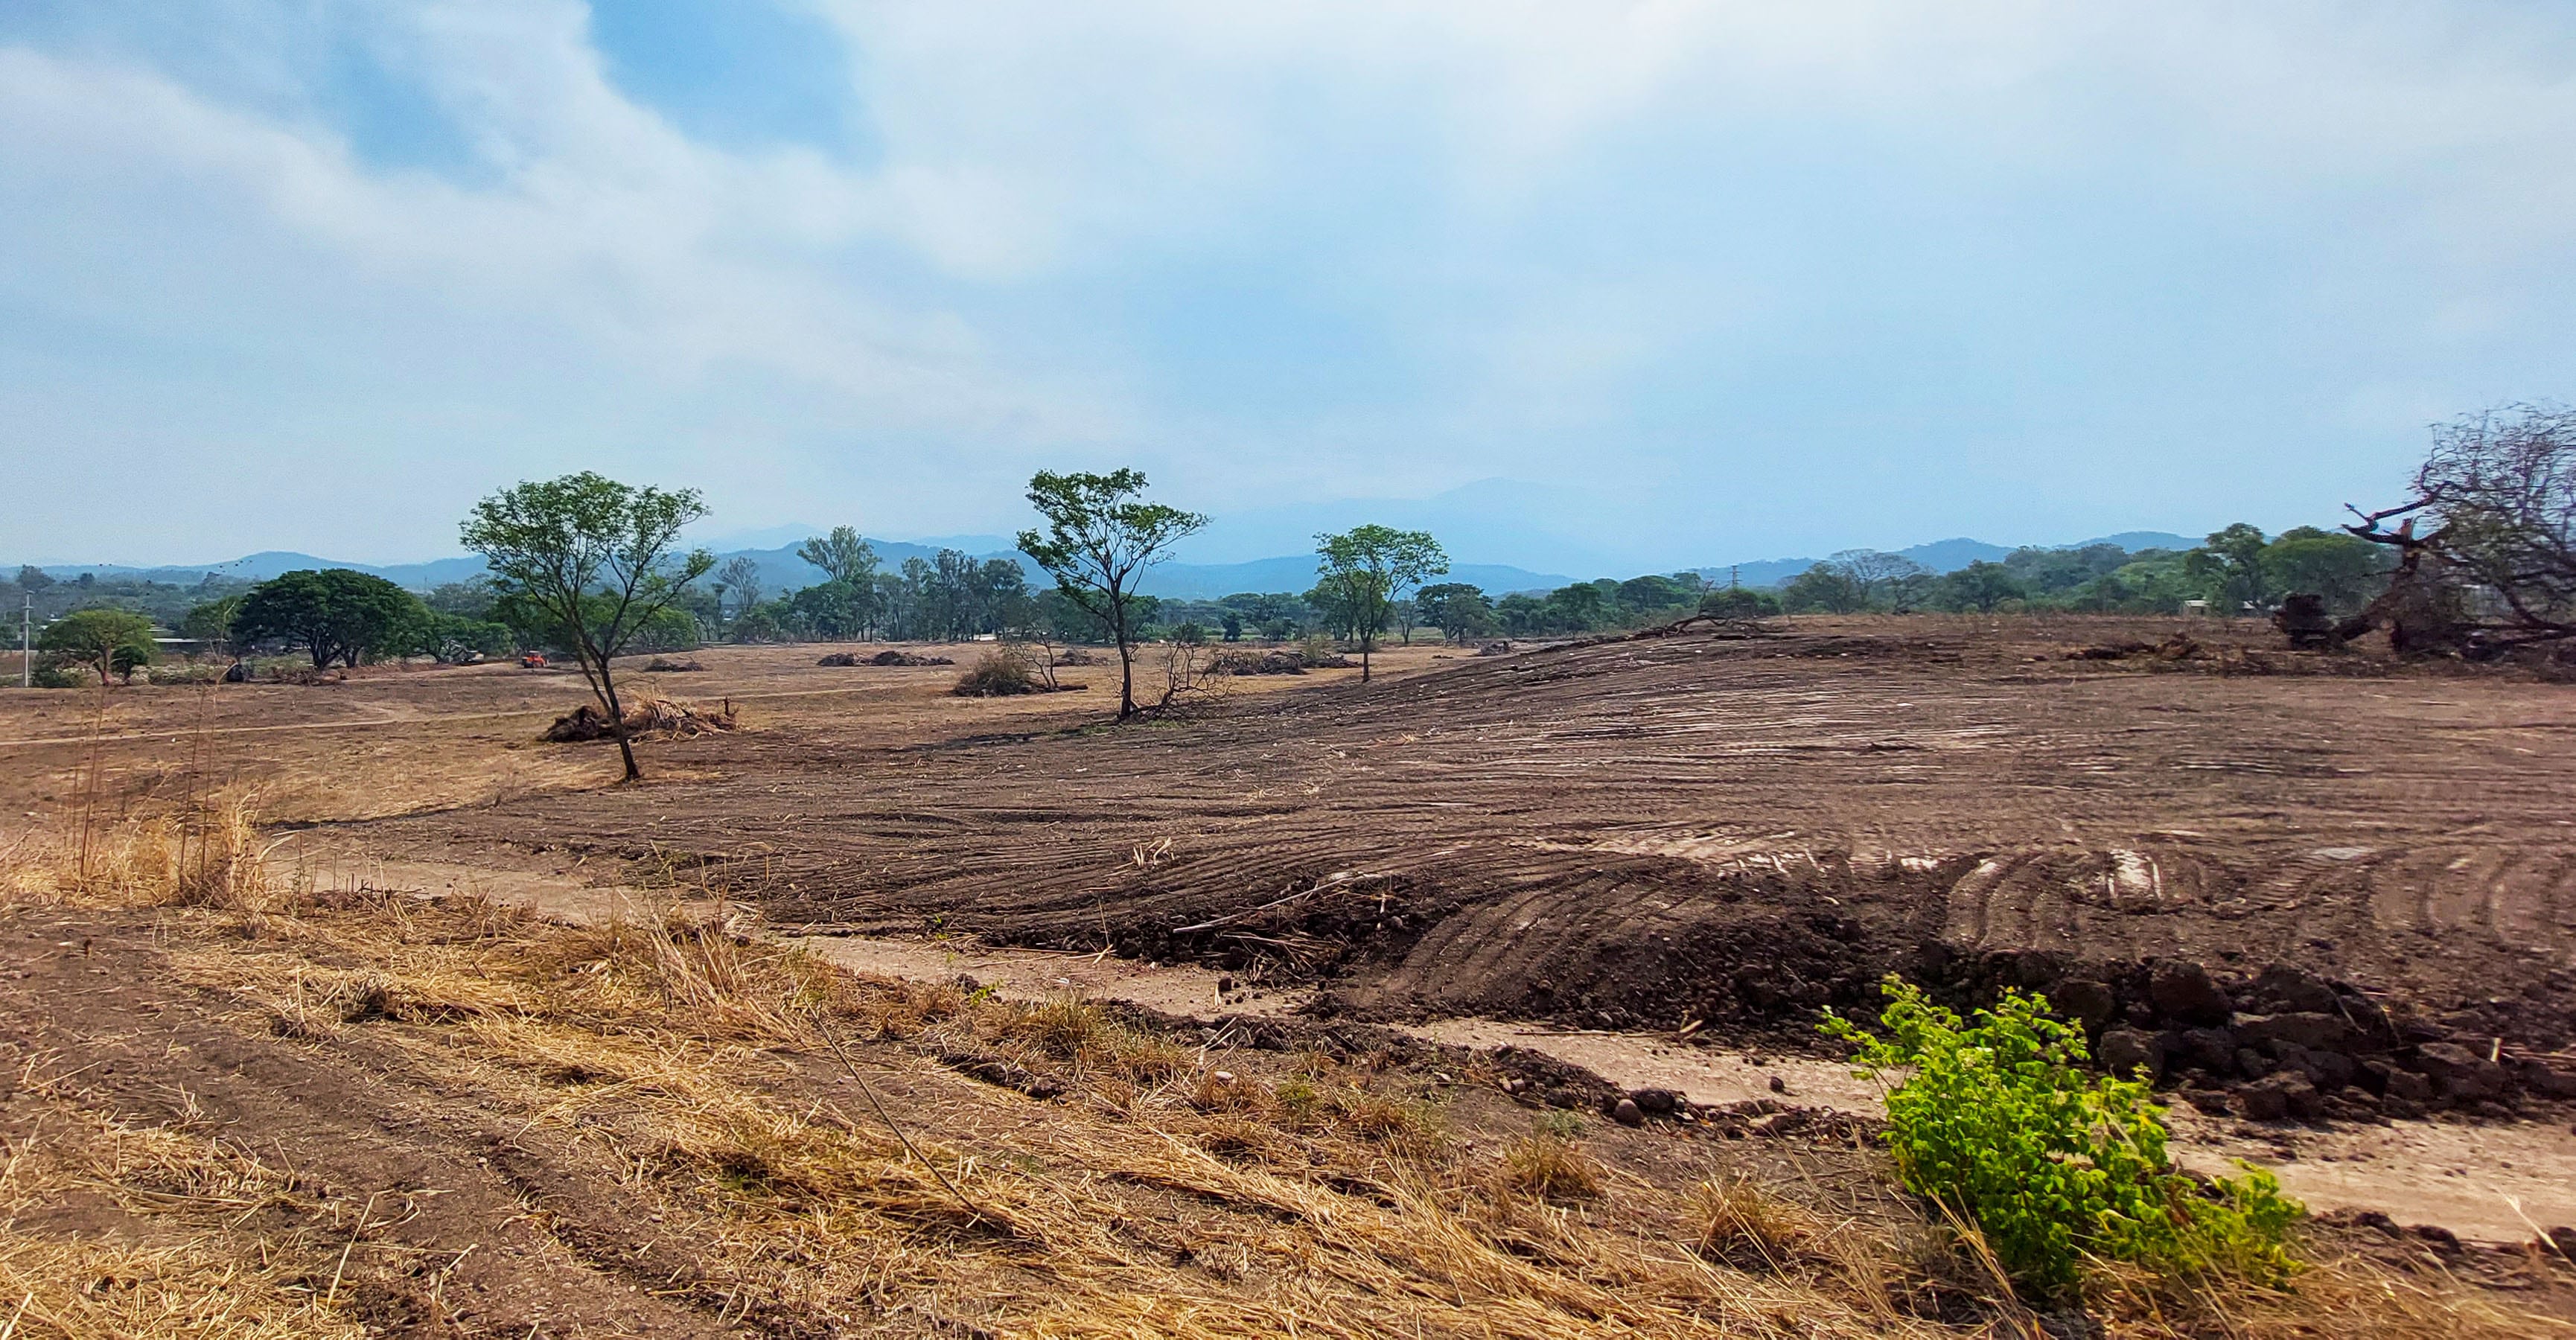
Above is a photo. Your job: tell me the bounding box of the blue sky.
[6,1,2575,571]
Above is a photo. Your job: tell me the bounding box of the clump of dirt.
[1210,649,1308,676]
[643,657,704,672]
[541,696,736,742]
[818,649,957,667]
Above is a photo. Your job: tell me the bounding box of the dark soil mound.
[643,658,704,672]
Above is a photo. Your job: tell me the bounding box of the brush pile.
[1209,649,1307,675]
[643,657,705,672]
[951,648,1084,696]
[2065,634,2208,663]
[818,650,954,667]
[543,697,737,742]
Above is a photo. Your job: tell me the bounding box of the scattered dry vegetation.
[0,809,2564,1336]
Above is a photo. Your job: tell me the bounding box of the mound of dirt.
[1209,649,1307,676]
[1056,648,1102,666]
[541,697,736,742]
[643,657,704,672]
[1474,641,1514,656]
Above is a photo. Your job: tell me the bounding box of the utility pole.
[19,591,28,689]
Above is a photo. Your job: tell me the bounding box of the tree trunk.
[599,669,642,782]
[1359,634,1373,683]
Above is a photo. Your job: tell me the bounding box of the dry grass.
[150,892,1963,1338]
[0,1081,366,1340]
[1,809,2569,1336]
[3,791,275,910]
[1692,1175,1821,1272]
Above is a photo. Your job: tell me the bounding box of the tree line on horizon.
[17,398,2576,702]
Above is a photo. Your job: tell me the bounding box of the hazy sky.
[6,1,2575,568]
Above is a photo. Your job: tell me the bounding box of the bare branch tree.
[2345,402,2576,653]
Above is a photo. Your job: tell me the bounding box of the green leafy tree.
[460,471,713,781]
[2184,523,2270,614]
[1542,581,1610,632]
[37,607,157,686]
[2260,527,2390,614]
[1313,525,1447,681]
[1781,563,1866,613]
[796,526,880,587]
[1825,979,2301,1301]
[1698,587,1780,619]
[231,570,426,669]
[179,594,246,654]
[16,565,54,593]
[1933,561,2026,613]
[411,611,514,663]
[1414,582,1496,642]
[1016,469,1206,718]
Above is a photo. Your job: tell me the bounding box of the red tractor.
[519,651,549,669]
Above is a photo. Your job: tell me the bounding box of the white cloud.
[7,1,2576,564]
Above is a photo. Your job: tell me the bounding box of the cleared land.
[4,618,2575,1335]
[307,619,2576,1058]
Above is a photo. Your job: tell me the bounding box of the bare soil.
[324,621,2576,1068]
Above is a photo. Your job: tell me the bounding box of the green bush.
[30,661,88,689]
[1823,977,2301,1300]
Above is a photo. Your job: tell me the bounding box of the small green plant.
[1823,976,2301,1300]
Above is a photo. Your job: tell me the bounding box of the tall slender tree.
[1016,469,1206,718]
[461,472,712,782]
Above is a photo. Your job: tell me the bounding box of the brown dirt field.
[0,639,1421,826]
[8,619,2576,1331]
[311,619,2576,1067]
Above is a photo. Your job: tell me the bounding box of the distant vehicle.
[519,651,548,669]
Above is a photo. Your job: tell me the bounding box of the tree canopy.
[461,471,713,780]
[2349,401,2576,647]
[231,569,424,669]
[1313,526,1447,682]
[1016,469,1206,718]
[37,607,157,685]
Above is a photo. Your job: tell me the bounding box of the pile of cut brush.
[1208,649,1307,676]
[2065,634,2208,663]
[818,649,954,667]
[543,697,737,742]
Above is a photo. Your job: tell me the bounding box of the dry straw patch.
[161,892,1947,1339]
[0,1081,368,1340]
[7,811,2569,1338]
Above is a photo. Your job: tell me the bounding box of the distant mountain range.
[15,530,2197,600]
[1693,532,2198,589]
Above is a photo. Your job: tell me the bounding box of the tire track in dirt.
[357,628,2576,1051]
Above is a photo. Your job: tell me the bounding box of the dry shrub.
[541,696,735,742]
[6,794,275,910]
[1692,1175,1820,1271]
[1496,1127,1604,1204]
[953,648,1042,695]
